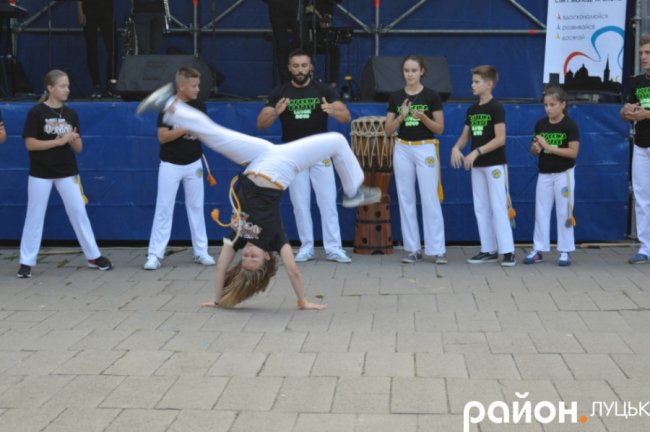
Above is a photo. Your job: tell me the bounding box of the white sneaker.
[143,254,161,270]
[195,255,216,266]
[327,248,352,263]
[342,186,382,208]
[295,249,314,263]
[135,82,175,116]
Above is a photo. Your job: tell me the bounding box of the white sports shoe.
[136,83,175,116]
[143,254,161,270]
[327,248,352,263]
[295,250,315,263]
[195,255,216,266]
[342,186,382,208]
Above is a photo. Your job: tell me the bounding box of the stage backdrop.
[543,0,627,95]
[0,101,629,244]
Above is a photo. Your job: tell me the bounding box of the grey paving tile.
[301,331,352,353]
[529,332,584,353]
[5,350,78,375]
[435,293,477,312]
[310,352,364,377]
[619,332,650,354]
[229,412,297,432]
[446,378,503,414]
[156,376,228,409]
[104,409,178,432]
[274,377,337,412]
[254,331,308,353]
[31,311,93,330]
[0,375,73,408]
[418,414,478,432]
[259,353,316,377]
[287,311,333,332]
[114,311,175,331]
[42,408,121,432]
[442,332,489,354]
[588,292,639,310]
[456,311,501,332]
[485,332,537,353]
[294,413,355,432]
[329,312,373,332]
[331,377,390,413]
[114,330,177,351]
[372,312,415,332]
[100,376,176,408]
[168,410,236,432]
[580,311,634,332]
[72,311,133,331]
[610,353,650,380]
[391,377,447,414]
[396,332,443,353]
[52,350,125,375]
[619,310,650,331]
[216,377,283,411]
[206,352,266,377]
[550,291,600,311]
[0,407,65,432]
[103,350,174,375]
[474,292,518,311]
[364,352,414,377]
[465,353,520,379]
[161,330,220,351]
[207,331,264,353]
[538,311,589,332]
[397,295,438,312]
[199,309,252,331]
[513,354,573,380]
[43,375,125,409]
[573,331,632,354]
[414,311,458,332]
[563,354,627,380]
[69,329,133,350]
[155,351,221,376]
[496,311,546,332]
[0,352,33,374]
[356,414,418,432]
[553,379,619,406]
[243,311,292,332]
[512,292,558,311]
[349,331,396,353]
[415,353,467,378]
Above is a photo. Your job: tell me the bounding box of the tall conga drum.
[350,116,395,255]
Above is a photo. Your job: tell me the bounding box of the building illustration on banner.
[548,57,622,94]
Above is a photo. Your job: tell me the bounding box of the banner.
[543,0,627,95]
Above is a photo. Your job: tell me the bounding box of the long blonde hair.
[38,69,68,103]
[218,254,278,308]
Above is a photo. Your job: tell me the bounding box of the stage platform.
[0,101,630,244]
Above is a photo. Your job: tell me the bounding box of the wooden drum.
[350,116,395,255]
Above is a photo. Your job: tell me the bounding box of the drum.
[350,116,395,173]
[350,116,394,255]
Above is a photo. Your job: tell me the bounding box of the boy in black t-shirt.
[137,83,381,310]
[620,34,650,265]
[450,65,516,266]
[143,67,215,271]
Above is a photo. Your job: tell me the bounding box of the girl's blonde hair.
[218,254,278,307]
[39,69,68,103]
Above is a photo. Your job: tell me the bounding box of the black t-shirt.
[22,103,80,179]
[464,98,506,167]
[534,116,579,173]
[156,99,205,165]
[387,87,443,141]
[266,80,340,142]
[133,0,164,13]
[226,174,289,253]
[626,74,650,148]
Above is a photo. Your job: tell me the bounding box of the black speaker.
[361,56,452,102]
[116,55,214,101]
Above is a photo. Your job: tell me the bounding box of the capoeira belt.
[565,170,576,227]
[395,138,444,203]
[75,175,88,204]
[503,165,517,229]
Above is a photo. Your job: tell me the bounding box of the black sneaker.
[135,82,175,116]
[16,264,31,278]
[88,256,113,271]
[501,252,516,267]
[467,251,498,264]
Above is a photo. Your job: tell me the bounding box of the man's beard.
[291,73,309,85]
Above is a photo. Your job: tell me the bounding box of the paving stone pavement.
[0,245,649,432]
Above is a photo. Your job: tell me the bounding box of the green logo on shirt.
[398,104,429,127]
[469,114,491,136]
[635,87,650,109]
[288,97,320,120]
[540,132,566,154]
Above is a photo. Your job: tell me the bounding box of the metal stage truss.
[9,0,549,58]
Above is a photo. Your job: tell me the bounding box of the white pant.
[289,161,343,254]
[471,165,514,254]
[19,175,101,266]
[163,100,364,196]
[633,145,650,256]
[533,168,575,252]
[147,159,209,259]
[393,142,445,255]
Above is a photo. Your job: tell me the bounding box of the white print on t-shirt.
[233,212,262,240]
[44,117,72,136]
[172,124,198,140]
